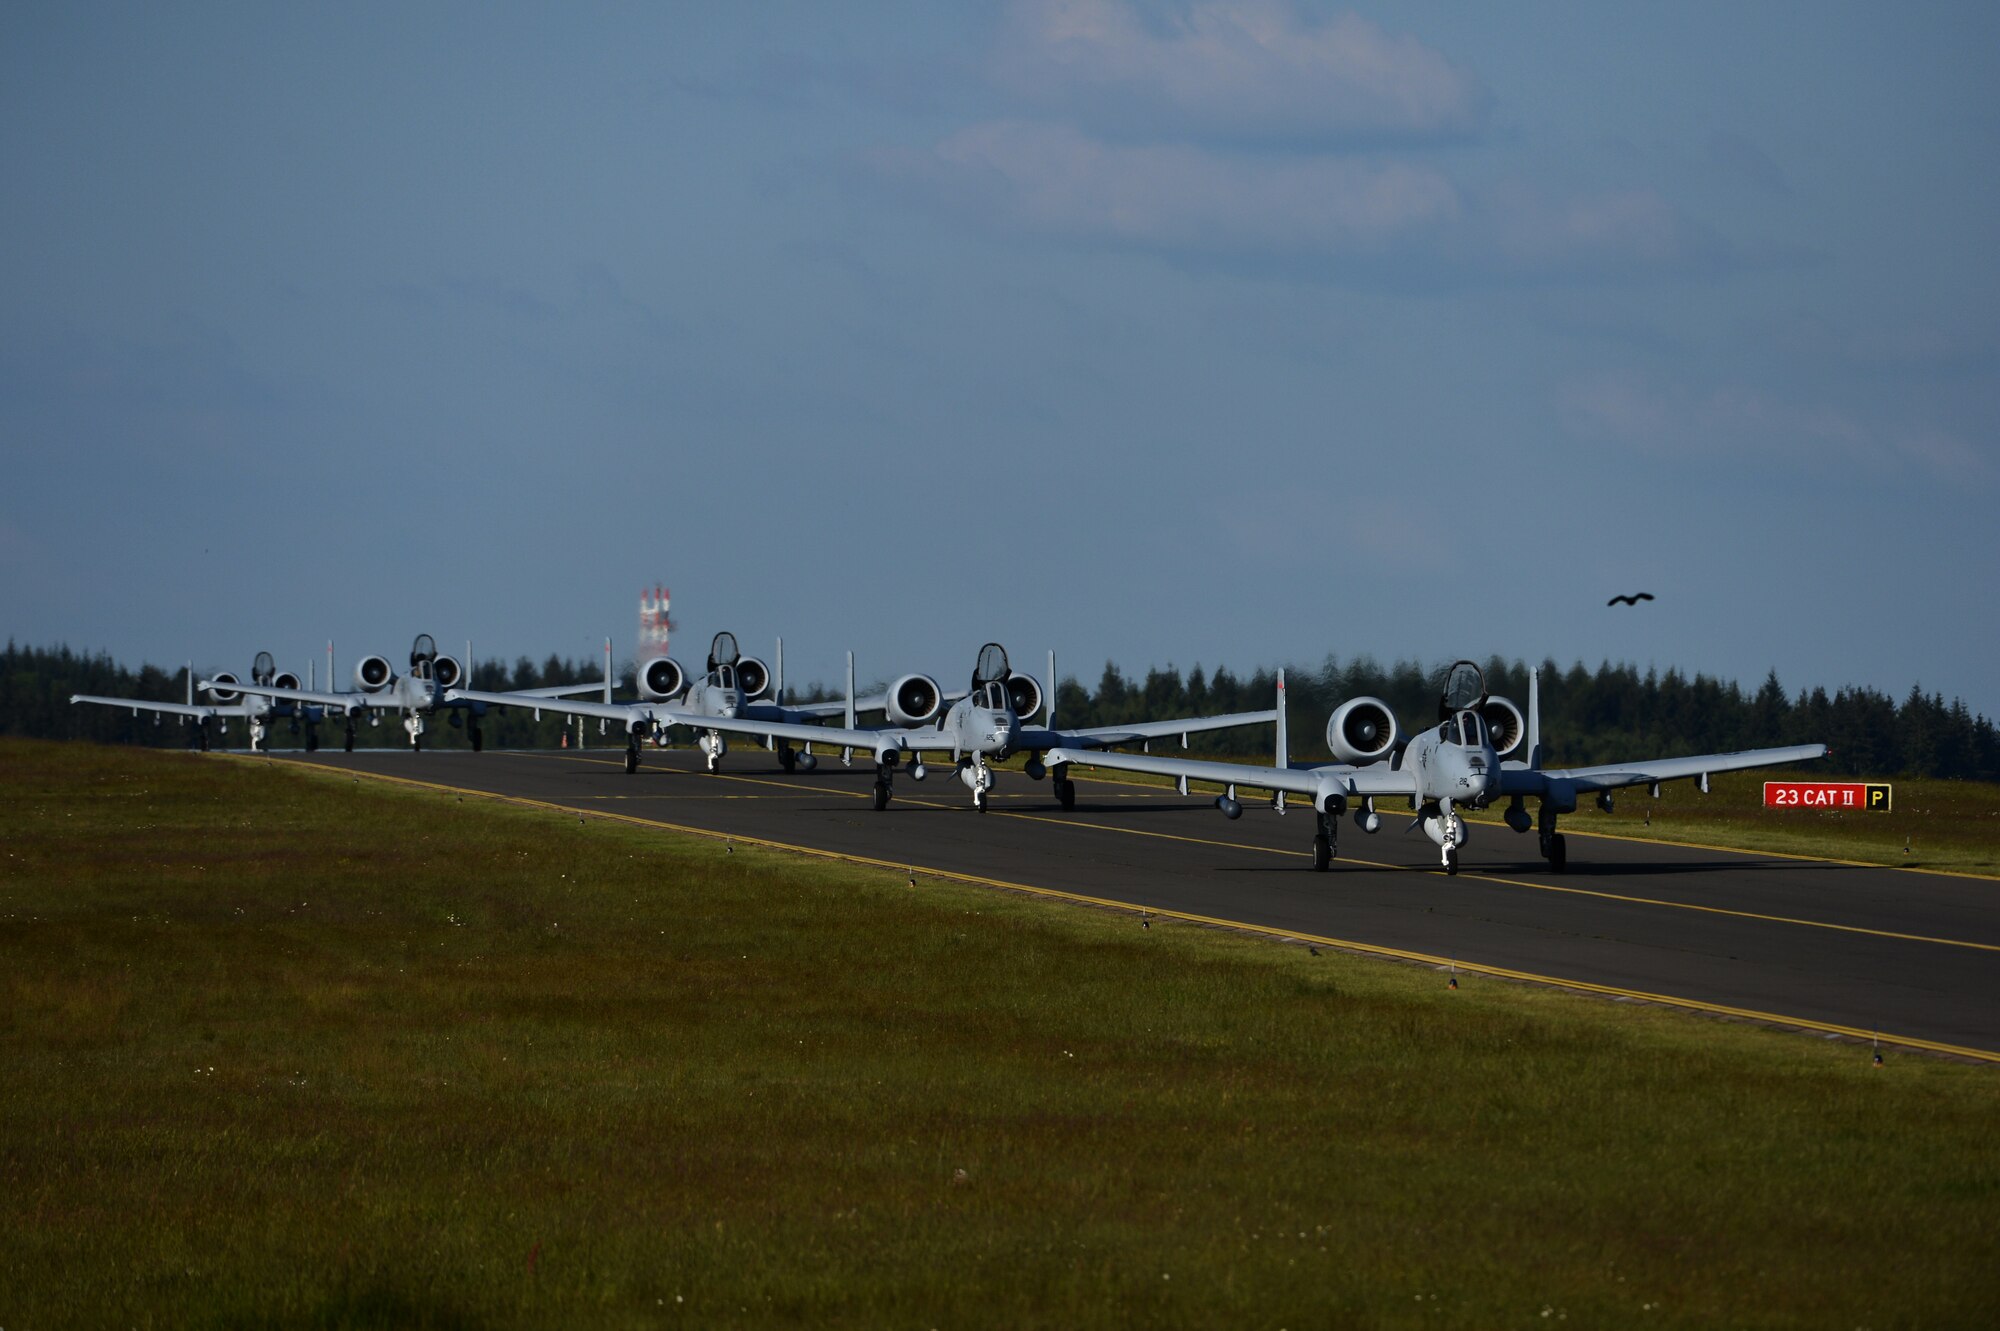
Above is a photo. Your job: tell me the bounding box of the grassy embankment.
[3,736,1997,1328]
[1034,752,2000,877]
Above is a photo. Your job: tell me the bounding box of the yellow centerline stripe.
[257,756,2000,1065]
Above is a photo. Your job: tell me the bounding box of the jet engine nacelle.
[886,673,945,727]
[640,656,686,701]
[206,672,241,704]
[1005,672,1043,722]
[432,655,464,690]
[1480,696,1526,759]
[355,655,395,692]
[273,672,301,692]
[1326,697,1400,764]
[735,656,772,700]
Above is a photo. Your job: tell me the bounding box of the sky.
[4,1,1997,717]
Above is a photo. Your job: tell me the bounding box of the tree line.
[1,642,612,752]
[1046,655,1997,780]
[8,641,1995,780]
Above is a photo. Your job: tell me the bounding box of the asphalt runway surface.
[266,744,2000,1062]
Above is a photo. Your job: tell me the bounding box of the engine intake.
[355,655,395,692]
[433,655,463,690]
[1326,697,1400,764]
[206,672,241,704]
[641,656,686,701]
[886,673,944,727]
[736,656,771,700]
[1481,696,1526,759]
[1005,672,1043,722]
[273,672,301,692]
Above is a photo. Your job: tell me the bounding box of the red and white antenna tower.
[639,585,673,660]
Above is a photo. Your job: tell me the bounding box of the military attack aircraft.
[72,651,325,752]
[507,640,1277,811]
[1046,660,1828,874]
[203,634,605,752]
[447,631,917,774]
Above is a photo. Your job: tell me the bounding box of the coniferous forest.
[6,641,1994,780]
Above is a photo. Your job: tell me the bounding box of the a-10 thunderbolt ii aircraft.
[202,634,606,752]
[1047,659,1829,873]
[72,651,326,752]
[490,640,1278,811]
[447,631,968,775]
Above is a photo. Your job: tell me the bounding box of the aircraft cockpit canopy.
[708,632,740,673]
[410,634,438,680]
[981,680,1011,711]
[1438,659,1487,721]
[713,663,737,693]
[973,642,1011,691]
[1441,710,1488,747]
[253,651,276,686]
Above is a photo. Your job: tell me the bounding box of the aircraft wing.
[445,688,654,726]
[444,690,896,750]
[1497,743,1830,797]
[71,694,234,721]
[1021,707,1278,752]
[785,688,969,719]
[786,699,853,719]
[673,712,925,755]
[199,680,363,712]
[1044,747,1420,800]
[510,681,612,699]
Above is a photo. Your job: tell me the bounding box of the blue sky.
[4,2,1996,716]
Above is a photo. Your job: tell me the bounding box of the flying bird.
[1607,592,1655,606]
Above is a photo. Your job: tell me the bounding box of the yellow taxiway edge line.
[261,757,2000,1065]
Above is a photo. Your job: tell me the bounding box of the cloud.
[1557,370,1995,485]
[992,0,1489,144]
[876,119,1459,256]
[875,121,1725,278]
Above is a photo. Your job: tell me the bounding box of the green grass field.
[3,738,1997,1328]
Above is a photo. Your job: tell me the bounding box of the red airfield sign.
[1764,782,1892,812]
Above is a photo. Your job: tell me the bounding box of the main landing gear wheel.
[1056,777,1076,811]
[779,746,797,773]
[470,725,484,754]
[344,726,356,753]
[1312,834,1332,872]
[624,745,640,775]
[304,729,319,753]
[872,779,891,811]
[1547,833,1567,872]
[1445,845,1460,876]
